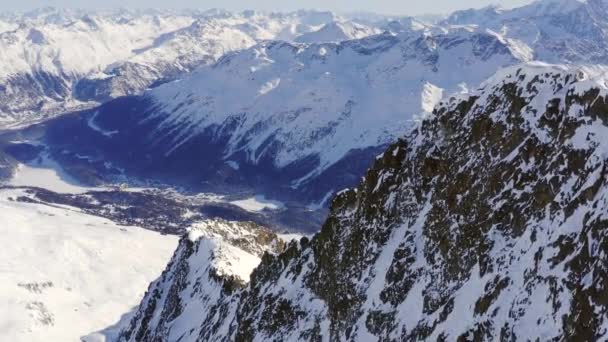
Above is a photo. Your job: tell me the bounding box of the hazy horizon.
[0,0,537,16]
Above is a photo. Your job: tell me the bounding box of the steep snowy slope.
[119,62,608,340]
[0,188,178,342]
[72,18,257,103]
[147,28,529,178]
[444,0,608,63]
[41,27,528,204]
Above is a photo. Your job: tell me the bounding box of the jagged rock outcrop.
[117,219,285,342]
[119,62,608,341]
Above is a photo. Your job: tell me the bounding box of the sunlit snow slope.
[0,188,177,342]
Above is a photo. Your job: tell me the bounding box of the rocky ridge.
[119,62,608,340]
[117,219,285,342]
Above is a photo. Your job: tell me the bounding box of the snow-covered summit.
[117,219,284,342]
[295,21,382,43]
[185,219,284,282]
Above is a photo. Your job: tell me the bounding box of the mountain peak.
[518,0,586,15]
[295,20,381,43]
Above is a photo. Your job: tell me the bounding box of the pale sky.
[1,0,537,16]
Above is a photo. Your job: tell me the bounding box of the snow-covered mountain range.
[0,9,193,126]
[8,0,608,206]
[6,0,608,129]
[35,25,527,204]
[0,8,380,128]
[444,0,608,63]
[5,1,608,341]
[118,62,608,341]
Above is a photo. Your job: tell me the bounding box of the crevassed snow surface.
[0,188,178,342]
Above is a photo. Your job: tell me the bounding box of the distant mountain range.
[6,0,608,206]
[8,1,608,128]
[443,0,608,63]
[0,8,380,128]
[34,25,526,205]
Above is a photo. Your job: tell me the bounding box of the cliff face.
[120,63,608,341]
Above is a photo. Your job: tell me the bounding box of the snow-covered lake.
[8,156,103,194]
[6,155,287,214]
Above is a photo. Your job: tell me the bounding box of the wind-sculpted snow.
[120,63,608,340]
